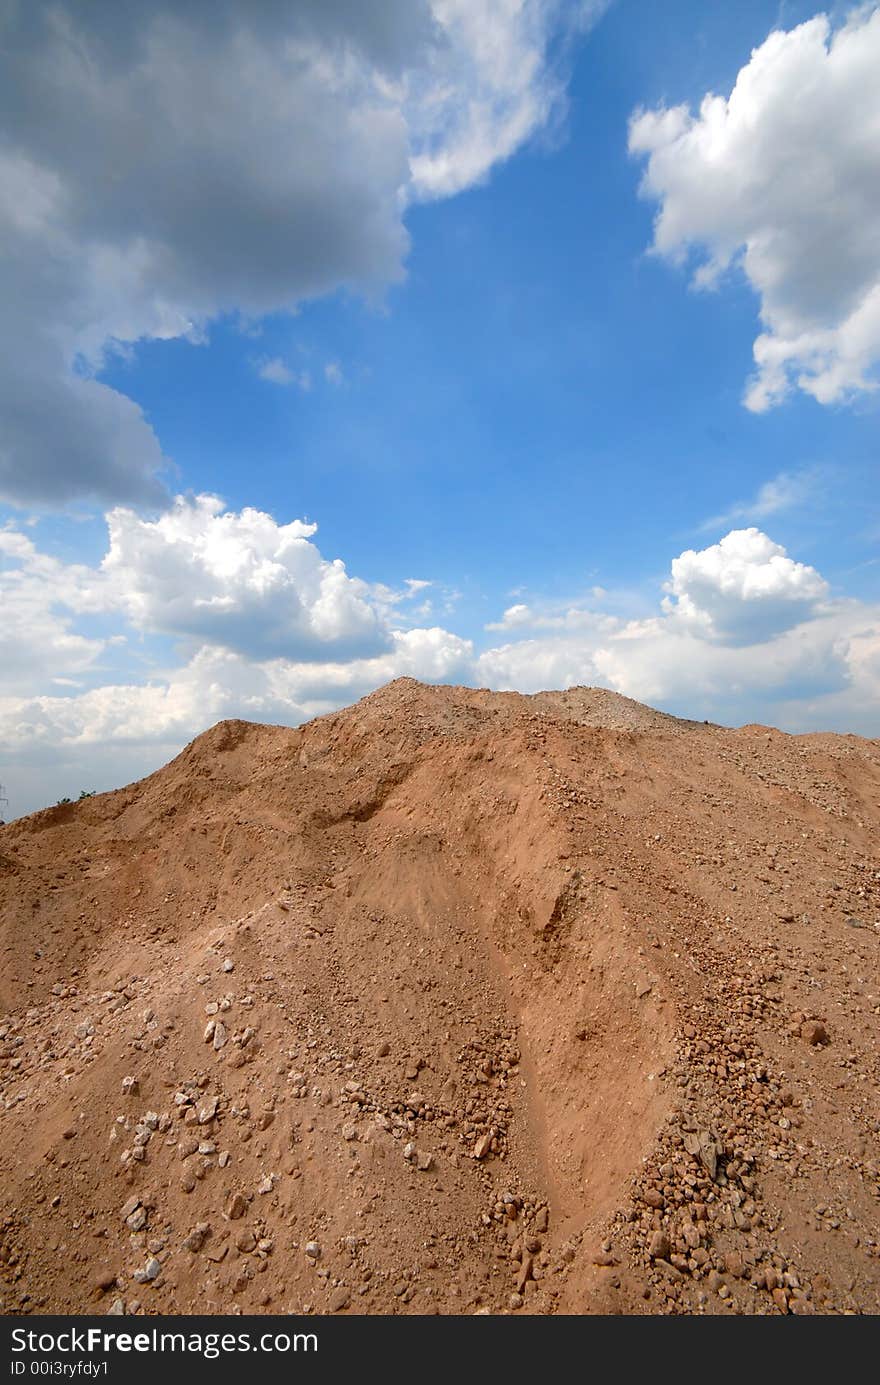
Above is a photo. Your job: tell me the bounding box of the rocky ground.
[0,678,878,1316]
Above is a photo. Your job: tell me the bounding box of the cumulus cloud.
[0,527,110,693]
[477,597,878,734]
[629,7,880,409]
[99,495,397,662]
[0,627,476,817]
[2,516,878,818]
[0,0,603,509]
[476,528,865,712]
[660,527,828,643]
[485,600,614,632]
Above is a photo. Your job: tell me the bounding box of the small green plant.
[54,790,95,806]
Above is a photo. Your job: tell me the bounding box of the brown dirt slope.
[1,677,879,1316]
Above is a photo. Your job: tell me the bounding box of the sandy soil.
[1,678,878,1316]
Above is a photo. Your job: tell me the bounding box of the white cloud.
[324,361,344,385]
[629,7,880,410]
[485,601,614,632]
[408,0,609,198]
[0,628,475,816]
[661,527,828,643]
[256,358,312,390]
[0,0,604,509]
[100,495,393,662]
[0,527,109,693]
[477,529,866,712]
[2,516,878,819]
[477,597,878,733]
[700,467,824,531]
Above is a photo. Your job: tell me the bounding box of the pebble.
[800,1020,829,1046]
[121,1076,138,1096]
[182,1224,210,1253]
[198,1096,218,1123]
[305,1242,321,1260]
[222,958,234,972]
[212,1021,228,1051]
[133,1257,160,1284]
[648,1230,670,1260]
[226,1193,247,1220]
[328,1286,350,1312]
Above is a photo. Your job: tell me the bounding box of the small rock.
[235,1229,256,1253]
[222,958,234,972]
[121,1195,141,1219]
[328,1286,351,1312]
[93,1269,118,1295]
[341,1123,358,1142]
[305,1241,321,1260]
[416,1150,434,1173]
[226,1193,248,1220]
[212,1021,228,1051]
[182,1224,210,1253]
[473,1133,493,1161]
[800,1020,829,1046]
[121,1076,139,1096]
[648,1230,670,1260]
[126,1207,147,1232]
[133,1257,161,1284]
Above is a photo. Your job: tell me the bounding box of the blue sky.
[1,0,878,818]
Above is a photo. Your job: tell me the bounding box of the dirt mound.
[1,679,879,1316]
